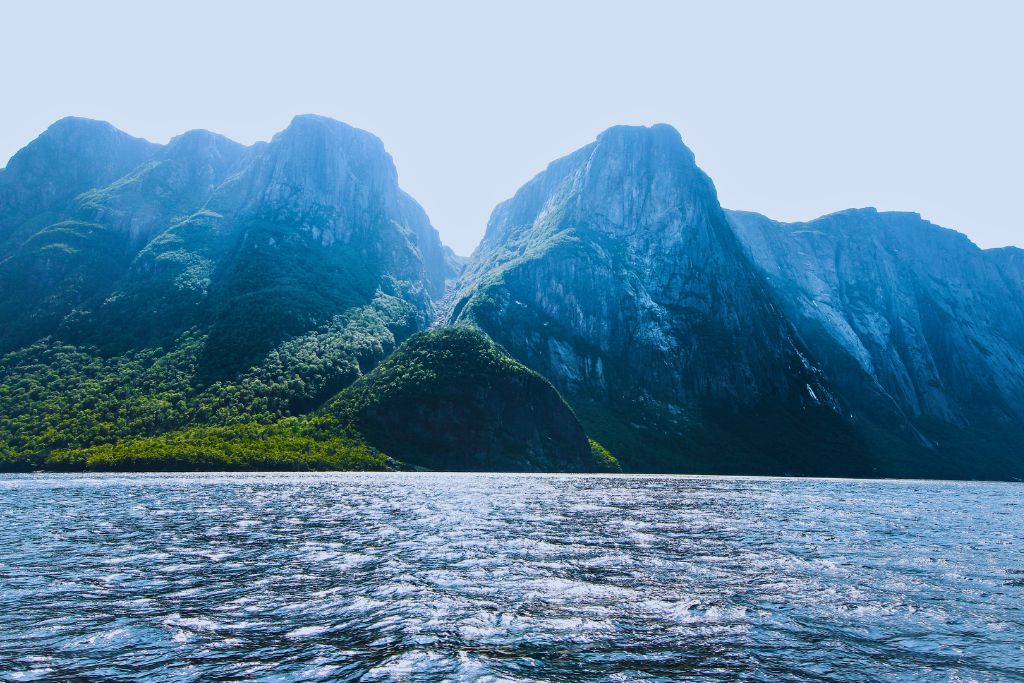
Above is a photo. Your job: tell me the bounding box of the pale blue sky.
[2,1,1021,254]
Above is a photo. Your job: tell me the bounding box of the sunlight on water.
[0,473,1022,681]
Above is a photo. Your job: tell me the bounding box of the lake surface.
[0,474,1022,682]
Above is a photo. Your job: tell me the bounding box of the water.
[0,474,1022,682]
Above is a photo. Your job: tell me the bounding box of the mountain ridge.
[1,116,1021,478]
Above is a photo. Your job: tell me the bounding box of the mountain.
[3,115,1021,478]
[0,117,160,259]
[0,115,462,354]
[447,124,872,475]
[320,327,618,472]
[74,114,461,376]
[0,126,247,351]
[728,208,1024,478]
[0,115,465,469]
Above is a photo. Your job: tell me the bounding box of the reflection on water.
[0,473,1022,681]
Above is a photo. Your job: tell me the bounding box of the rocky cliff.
[449,124,870,474]
[728,208,1024,478]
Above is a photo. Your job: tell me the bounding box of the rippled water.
[1,474,1022,682]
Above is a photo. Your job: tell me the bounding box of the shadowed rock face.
[449,124,869,475]
[728,208,1024,477]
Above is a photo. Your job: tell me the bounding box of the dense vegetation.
[588,439,621,473]
[0,305,618,473]
[0,294,419,471]
[44,422,390,472]
[322,327,620,473]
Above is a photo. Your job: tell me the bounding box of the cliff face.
[449,125,869,474]
[728,208,1024,477]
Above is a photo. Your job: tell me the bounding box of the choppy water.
[1,474,1022,682]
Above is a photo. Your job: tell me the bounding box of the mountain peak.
[474,122,717,255]
[267,114,394,175]
[594,123,695,165]
[161,129,247,174]
[597,122,683,142]
[244,115,399,217]
[0,117,159,248]
[42,116,122,137]
[287,113,355,128]
[3,117,157,176]
[568,122,715,231]
[165,128,240,151]
[277,114,385,152]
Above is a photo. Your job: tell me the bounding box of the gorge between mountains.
[1,115,1022,479]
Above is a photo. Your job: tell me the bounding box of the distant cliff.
[728,208,1024,478]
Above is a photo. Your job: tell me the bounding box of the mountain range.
[1,115,1021,478]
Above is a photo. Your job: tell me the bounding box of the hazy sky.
[2,1,1021,254]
